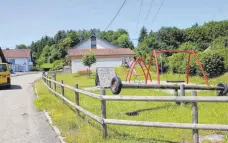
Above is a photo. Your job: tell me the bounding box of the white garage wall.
[71,58,123,73]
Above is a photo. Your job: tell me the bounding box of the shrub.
[169,53,186,74]
[199,51,225,78]
[168,53,198,76]
[52,60,64,71]
[31,67,40,71]
[216,48,228,72]
[158,55,169,73]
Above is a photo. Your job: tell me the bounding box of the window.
[0,64,7,72]
[91,36,96,49]
[8,59,15,64]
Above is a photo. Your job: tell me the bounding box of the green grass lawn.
[35,67,228,143]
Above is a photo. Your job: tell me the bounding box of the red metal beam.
[186,54,191,84]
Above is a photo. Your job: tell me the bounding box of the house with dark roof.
[2,49,33,72]
[68,35,134,73]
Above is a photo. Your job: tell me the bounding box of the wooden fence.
[42,74,228,143]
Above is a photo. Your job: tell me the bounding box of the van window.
[0,64,7,72]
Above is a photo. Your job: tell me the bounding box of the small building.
[2,49,33,72]
[68,35,134,73]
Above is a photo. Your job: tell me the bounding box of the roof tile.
[3,49,31,58]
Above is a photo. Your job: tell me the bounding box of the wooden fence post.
[45,75,47,84]
[52,74,56,91]
[60,80,65,103]
[100,87,107,138]
[192,91,199,143]
[180,84,185,105]
[174,89,180,105]
[49,77,52,89]
[74,84,80,115]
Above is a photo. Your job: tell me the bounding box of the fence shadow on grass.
[125,104,177,116]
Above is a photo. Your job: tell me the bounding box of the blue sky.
[0,0,228,48]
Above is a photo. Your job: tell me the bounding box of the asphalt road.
[0,73,60,143]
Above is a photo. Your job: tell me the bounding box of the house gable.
[73,36,118,49]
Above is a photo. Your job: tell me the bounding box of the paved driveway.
[0,73,60,143]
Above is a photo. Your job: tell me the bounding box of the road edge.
[33,79,66,143]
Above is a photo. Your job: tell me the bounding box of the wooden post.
[45,75,47,84]
[192,91,199,143]
[180,84,185,105]
[100,87,107,137]
[52,74,56,92]
[174,89,180,105]
[75,84,79,115]
[60,80,65,103]
[49,77,52,89]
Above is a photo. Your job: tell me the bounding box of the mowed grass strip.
[35,68,228,143]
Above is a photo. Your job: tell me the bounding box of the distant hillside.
[136,20,228,59]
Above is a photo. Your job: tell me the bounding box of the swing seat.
[166,80,185,83]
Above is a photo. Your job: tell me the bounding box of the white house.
[3,49,33,72]
[68,35,134,73]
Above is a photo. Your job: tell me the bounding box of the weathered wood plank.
[75,84,80,116]
[192,91,199,143]
[102,95,228,102]
[180,84,185,105]
[60,80,65,104]
[100,88,107,137]
[104,119,228,130]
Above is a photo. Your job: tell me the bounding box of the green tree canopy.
[138,26,148,43]
[16,44,27,49]
[82,52,96,77]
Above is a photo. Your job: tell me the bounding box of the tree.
[191,23,199,28]
[156,27,186,48]
[82,52,96,77]
[16,44,27,49]
[138,26,148,43]
[54,30,66,43]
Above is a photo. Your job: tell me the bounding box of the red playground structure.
[126,50,209,85]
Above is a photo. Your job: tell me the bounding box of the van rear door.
[0,64,8,83]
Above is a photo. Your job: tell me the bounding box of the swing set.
[126,50,209,85]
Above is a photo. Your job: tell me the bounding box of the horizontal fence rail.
[102,95,228,102]
[104,119,228,130]
[41,73,228,143]
[121,83,224,90]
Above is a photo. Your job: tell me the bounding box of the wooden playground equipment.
[126,50,209,85]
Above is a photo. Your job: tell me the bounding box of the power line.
[104,0,127,31]
[151,0,165,24]
[135,0,144,33]
[144,0,155,20]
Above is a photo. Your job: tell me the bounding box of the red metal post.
[128,60,137,83]
[192,53,209,85]
[145,52,153,84]
[154,51,160,84]
[126,59,136,81]
[138,59,151,83]
[186,54,191,84]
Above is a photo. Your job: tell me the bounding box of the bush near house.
[51,59,65,71]
[40,63,53,71]
[200,51,225,77]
